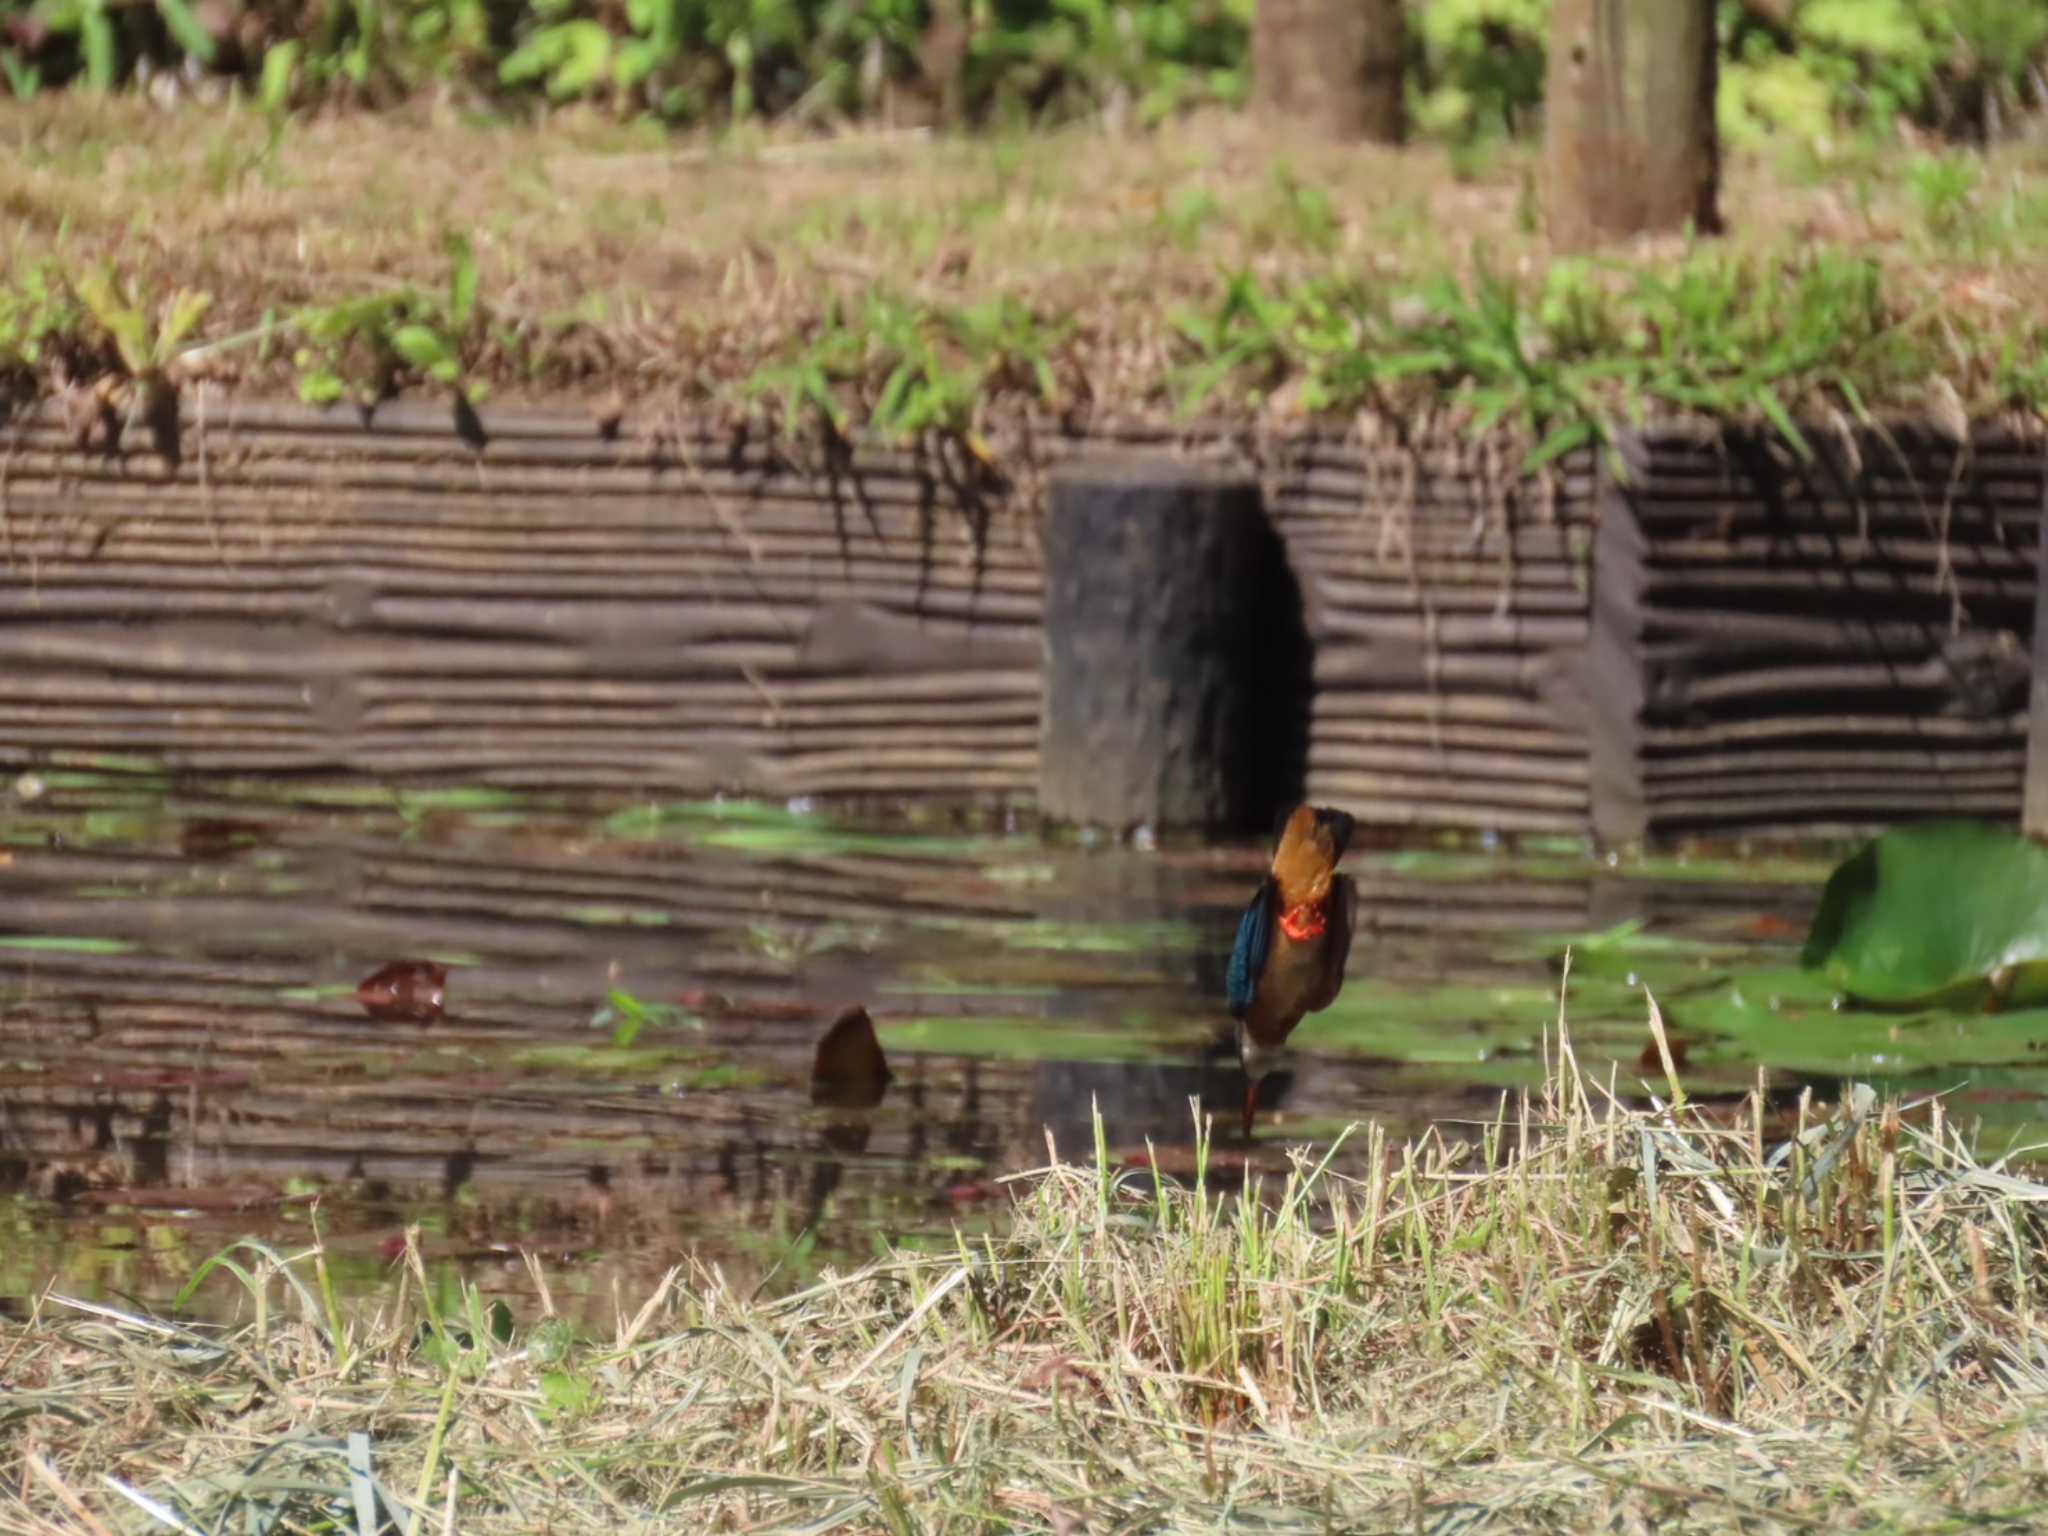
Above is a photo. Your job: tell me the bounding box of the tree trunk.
[1252,0,1405,144]
[1545,0,1720,249]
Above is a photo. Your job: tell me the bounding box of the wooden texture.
[2027,462,2048,836]
[0,396,1597,835]
[1251,0,1406,143]
[1545,0,1720,249]
[1600,423,2044,841]
[1039,460,1273,833]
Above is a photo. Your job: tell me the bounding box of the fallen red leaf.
[357,960,448,1023]
[1741,914,1806,941]
[1638,1035,1692,1072]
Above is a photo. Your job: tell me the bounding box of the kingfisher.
[1226,804,1359,1137]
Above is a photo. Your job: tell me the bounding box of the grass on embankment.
[5,98,2048,456]
[8,990,2047,1535]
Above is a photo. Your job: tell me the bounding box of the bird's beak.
[1312,806,1357,860]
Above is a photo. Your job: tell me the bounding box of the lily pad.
[1801,821,2048,1008]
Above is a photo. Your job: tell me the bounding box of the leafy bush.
[1407,0,2048,148]
[1,0,2044,144]
[0,0,1253,123]
[1409,0,1548,143]
[1170,243,2048,468]
[1722,0,2048,145]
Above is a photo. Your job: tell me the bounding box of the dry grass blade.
[5,993,2046,1534]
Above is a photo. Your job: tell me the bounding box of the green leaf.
[0,49,41,101]
[615,38,664,89]
[297,370,345,405]
[1523,419,1594,472]
[1803,821,2048,1007]
[154,0,218,63]
[158,289,212,355]
[73,271,152,376]
[499,34,561,86]
[259,40,300,114]
[550,20,612,98]
[82,11,116,90]
[1751,386,1813,460]
[390,323,455,376]
[445,233,478,335]
[540,1369,596,1417]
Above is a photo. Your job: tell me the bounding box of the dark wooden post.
[1252,0,1406,143]
[2026,466,2048,837]
[1039,460,1281,835]
[1586,432,1651,849]
[1545,0,1720,249]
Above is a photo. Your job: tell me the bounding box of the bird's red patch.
[1278,901,1326,942]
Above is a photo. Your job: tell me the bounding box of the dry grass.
[5,96,2047,417]
[8,991,2048,1534]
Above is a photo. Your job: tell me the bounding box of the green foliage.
[1169,244,2043,469]
[291,233,487,407]
[0,0,1250,121]
[0,260,84,375]
[4,0,2043,146]
[1410,0,1549,143]
[744,287,1066,450]
[71,269,211,378]
[589,987,703,1049]
[1406,0,2048,149]
[1802,821,2048,1008]
[969,0,1251,126]
[1722,0,2048,144]
[4,0,214,95]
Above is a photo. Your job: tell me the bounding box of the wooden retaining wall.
[2,394,2041,842]
[1590,425,2045,842]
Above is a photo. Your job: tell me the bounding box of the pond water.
[6,773,2048,1323]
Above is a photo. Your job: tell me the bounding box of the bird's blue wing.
[1226,877,1276,1021]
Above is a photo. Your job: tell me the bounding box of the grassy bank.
[5,100,2048,462]
[9,1002,2046,1534]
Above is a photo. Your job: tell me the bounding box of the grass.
[5,98,2048,455]
[9,990,2048,1535]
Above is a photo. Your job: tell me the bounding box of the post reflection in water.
[0,783,1924,1316]
[805,1006,894,1225]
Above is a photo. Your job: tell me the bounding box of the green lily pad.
[1802,821,2048,1008]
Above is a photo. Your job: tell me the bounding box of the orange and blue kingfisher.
[1226,804,1359,1136]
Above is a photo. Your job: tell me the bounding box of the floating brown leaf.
[179,817,271,862]
[357,960,448,1023]
[810,1005,890,1111]
[1637,1033,1691,1073]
